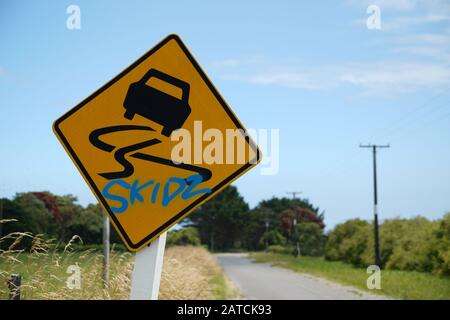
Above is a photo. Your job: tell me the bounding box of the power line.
[360,144,390,267]
[286,191,302,200]
[316,90,449,182]
[366,88,450,143]
[377,98,449,141]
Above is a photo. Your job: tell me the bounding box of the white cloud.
[211,1,450,97]
[214,59,450,97]
[423,0,450,14]
[340,62,450,95]
[345,0,418,11]
[375,0,417,11]
[209,57,264,68]
[403,33,450,45]
[223,69,334,90]
[346,0,450,13]
[391,46,450,62]
[382,14,450,30]
[349,0,450,30]
[352,13,450,31]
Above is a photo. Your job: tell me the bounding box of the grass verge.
[0,231,234,299]
[250,252,450,300]
[210,272,240,300]
[160,246,237,299]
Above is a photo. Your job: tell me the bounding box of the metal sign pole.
[103,212,110,288]
[129,232,167,300]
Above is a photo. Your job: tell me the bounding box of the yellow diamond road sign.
[53,34,261,251]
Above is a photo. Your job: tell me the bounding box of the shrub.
[296,223,325,256]
[430,213,450,276]
[325,215,450,274]
[325,219,370,267]
[382,217,438,272]
[267,245,294,255]
[259,230,286,249]
[166,227,201,247]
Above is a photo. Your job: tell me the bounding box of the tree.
[240,207,275,251]
[280,207,325,241]
[14,192,58,237]
[76,203,124,244]
[296,222,325,256]
[30,192,61,223]
[55,194,83,242]
[186,186,249,251]
[258,197,321,215]
[245,197,324,250]
[0,197,24,249]
[67,203,103,244]
[0,193,109,246]
[0,193,58,249]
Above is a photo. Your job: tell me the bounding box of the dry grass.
[0,220,233,300]
[160,246,223,299]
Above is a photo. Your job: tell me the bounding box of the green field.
[250,252,450,300]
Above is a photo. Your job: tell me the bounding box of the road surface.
[216,253,388,300]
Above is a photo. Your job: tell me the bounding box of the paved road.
[216,253,388,300]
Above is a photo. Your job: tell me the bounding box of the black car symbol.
[123,68,191,137]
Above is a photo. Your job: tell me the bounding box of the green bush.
[296,223,325,256]
[267,245,294,255]
[382,217,437,272]
[325,219,370,267]
[325,214,450,275]
[166,227,201,247]
[259,230,286,249]
[430,213,450,276]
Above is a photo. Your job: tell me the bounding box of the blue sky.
[1,0,450,229]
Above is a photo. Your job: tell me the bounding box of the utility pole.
[0,197,3,239]
[286,191,302,200]
[102,211,110,288]
[292,215,300,258]
[261,208,272,253]
[287,192,302,258]
[360,144,390,267]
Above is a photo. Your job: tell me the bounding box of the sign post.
[53,34,261,300]
[102,211,110,288]
[130,232,167,300]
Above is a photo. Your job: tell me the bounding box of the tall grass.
[0,220,233,300]
[160,246,227,300]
